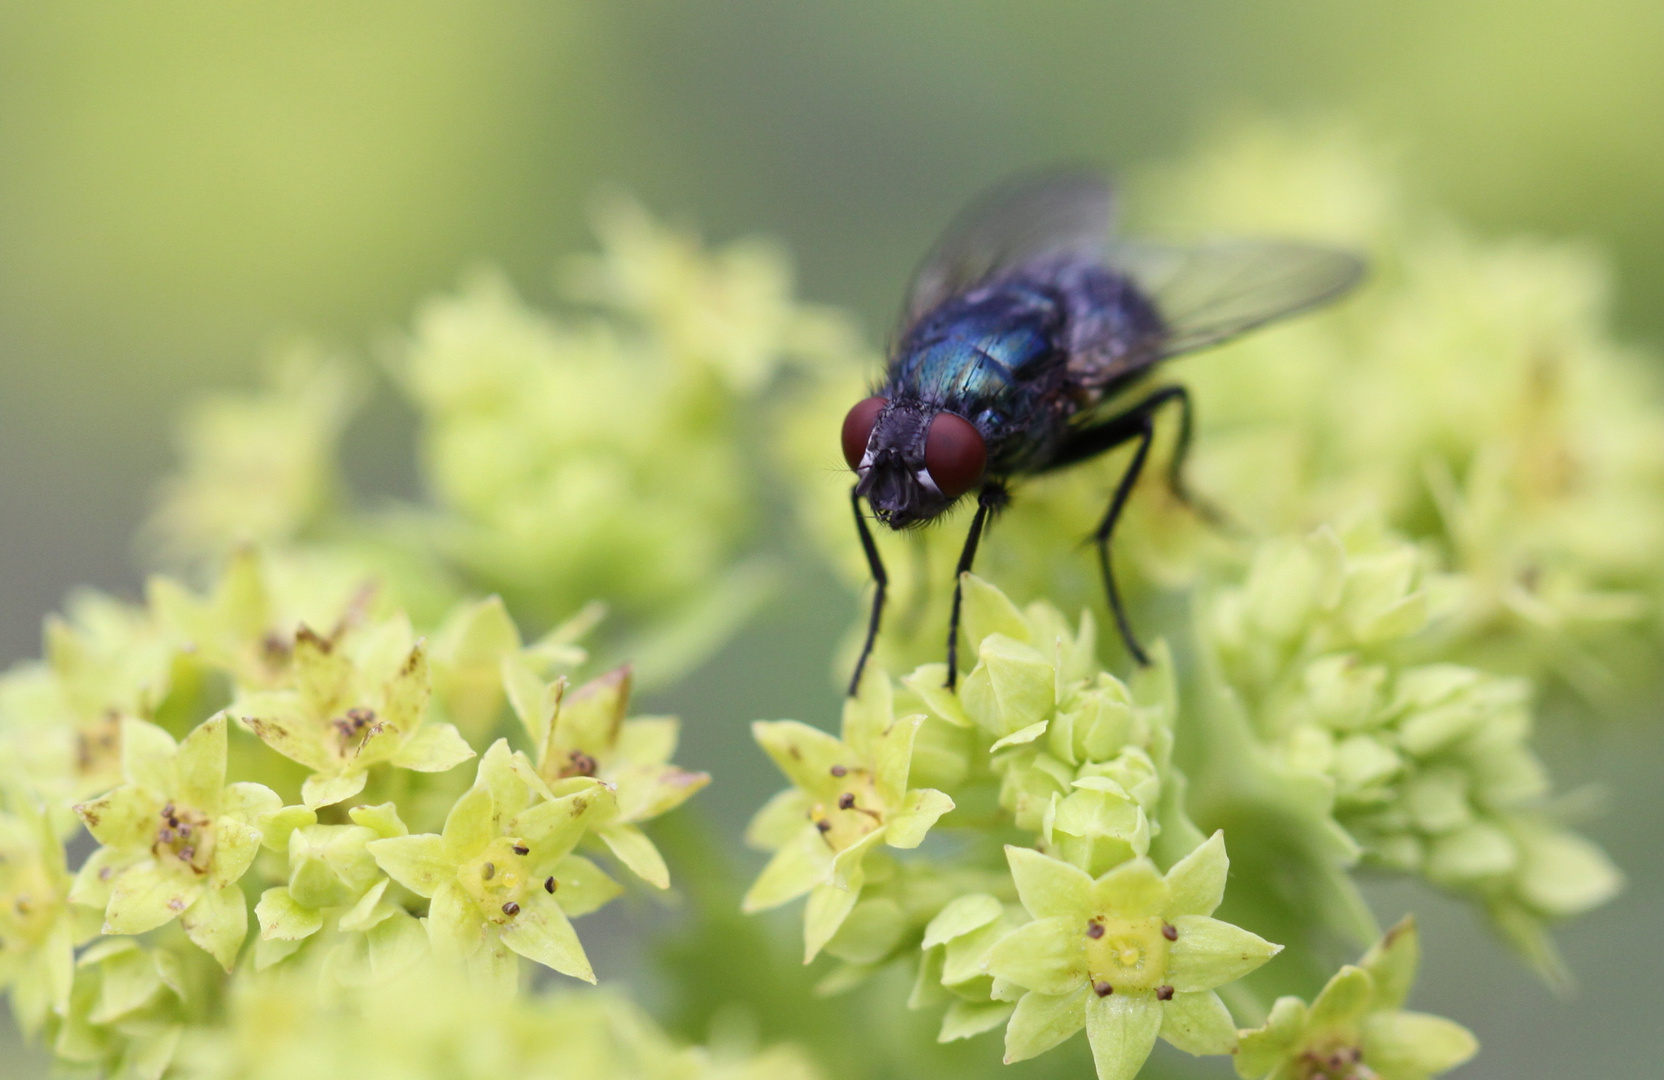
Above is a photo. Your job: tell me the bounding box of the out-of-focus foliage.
[175,955,821,1080]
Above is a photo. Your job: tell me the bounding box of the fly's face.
[842,396,987,528]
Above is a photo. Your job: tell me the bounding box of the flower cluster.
[0,547,708,1077]
[1198,524,1620,981]
[747,577,1307,1080]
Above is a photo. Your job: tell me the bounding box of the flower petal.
[120,718,177,794]
[752,720,847,798]
[390,722,476,773]
[596,823,669,889]
[1003,986,1087,1064]
[983,917,1085,996]
[885,788,954,849]
[1234,995,1309,1079]
[1166,915,1282,993]
[366,833,450,898]
[105,862,203,935]
[1361,1011,1479,1077]
[500,889,595,983]
[181,881,248,970]
[742,826,833,912]
[1159,990,1237,1056]
[923,893,1003,949]
[173,716,228,813]
[1091,858,1169,919]
[940,1000,1015,1043]
[208,815,263,887]
[1164,830,1228,918]
[440,782,496,858]
[549,854,622,917]
[301,770,367,811]
[804,880,863,963]
[1358,917,1418,1012]
[1006,845,1095,921]
[1308,965,1373,1030]
[1085,991,1163,1080]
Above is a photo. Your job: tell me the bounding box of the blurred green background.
[2,3,1661,1077]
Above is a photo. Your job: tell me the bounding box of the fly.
[843,172,1364,694]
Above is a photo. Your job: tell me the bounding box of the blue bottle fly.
[842,173,1363,694]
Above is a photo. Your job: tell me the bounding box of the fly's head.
[842,396,986,529]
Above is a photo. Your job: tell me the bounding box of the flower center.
[153,802,215,875]
[460,837,534,925]
[809,770,886,851]
[1296,1042,1374,1080]
[0,852,59,952]
[1084,915,1170,993]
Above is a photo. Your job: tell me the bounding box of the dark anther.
[829,765,848,777]
[1093,981,1114,997]
[168,816,180,829]
[815,819,832,834]
[177,824,192,838]
[513,844,529,856]
[1086,922,1105,939]
[347,707,375,728]
[838,793,856,810]
[502,901,520,916]
[1161,922,1178,941]
[1155,985,1174,1001]
[482,862,496,880]
[179,846,195,861]
[544,877,557,893]
[161,803,175,818]
[158,828,175,844]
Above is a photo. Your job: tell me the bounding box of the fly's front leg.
[848,486,888,697]
[944,481,1008,689]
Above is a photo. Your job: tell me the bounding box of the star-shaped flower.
[1234,918,1477,1080]
[70,716,278,970]
[232,617,475,808]
[743,669,955,961]
[504,662,709,889]
[366,740,619,988]
[984,834,1280,1080]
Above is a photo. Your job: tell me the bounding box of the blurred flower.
[0,781,84,1035]
[147,346,360,565]
[504,663,709,889]
[230,615,474,809]
[1234,918,1477,1080]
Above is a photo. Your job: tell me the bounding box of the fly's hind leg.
[848,486,889,697]
[1046,385,1219,667]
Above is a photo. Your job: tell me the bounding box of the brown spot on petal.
[1086,922,1105,939]
[1156,985,1174,1001]
[168,898,186,912]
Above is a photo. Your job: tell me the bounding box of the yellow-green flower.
[986,835,1279,1080]
[52,937,189,1080]
[744,669,955,961]
[505,663,709,889]
[232,616,474,808]
[367,740,618,987]
[70,716,277,970]
[1235,918,1477,1080]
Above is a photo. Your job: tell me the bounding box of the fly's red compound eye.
[842,396,888,471]
[924,411,986,499]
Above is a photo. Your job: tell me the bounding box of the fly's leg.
[848,486,889,697]
[1094,414,1157,666]
[1158,385,1234,531]
[943,482,1008,690]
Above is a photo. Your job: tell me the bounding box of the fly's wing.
[903,171,1113,329]
[1109,239,1365,359]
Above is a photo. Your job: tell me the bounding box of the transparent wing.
[1108,239,1365,358]
[903,171,1113,328]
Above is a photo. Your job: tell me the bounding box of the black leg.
[1094,414,1156,667]
[848,486,889,697]
[943,483,1006,689]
